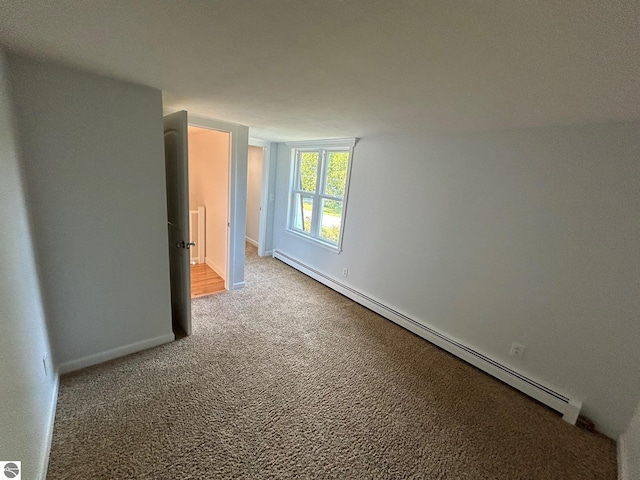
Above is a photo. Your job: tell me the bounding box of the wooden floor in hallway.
[190,264,225,298]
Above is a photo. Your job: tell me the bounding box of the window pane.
[324,151,349,197]
[298,152,319,193]
[320,199,342,243]
[292,193,313,233]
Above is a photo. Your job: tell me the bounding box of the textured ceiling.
[1,1,639,141]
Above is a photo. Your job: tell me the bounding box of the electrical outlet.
[42,353,48,376]
[342,267,348,278]
[510,342,525,359]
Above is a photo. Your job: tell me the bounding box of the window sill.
[285,228,342,254]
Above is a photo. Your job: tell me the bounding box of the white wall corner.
[245,236,258,247]
[205,257,226,280]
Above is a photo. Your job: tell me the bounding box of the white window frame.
[285,138,357,253]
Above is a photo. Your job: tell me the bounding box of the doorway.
[164,111,249,338]
[247,138,274,257]
[245,145,264,250]
[187,125,230,297]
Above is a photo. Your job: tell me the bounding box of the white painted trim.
[284,142,356,254]
[189,210,196,263]
[273,249,582,424]
[248,137,270,147]
[285,137,358,149]
[205,257,225,280]
[189,115,244,129]
[197,205,205,264]
[57,333,175,374]
[245,236,258,247]
[40,374,59,480]
[262,249,273,257]
[189,115,247,292]
[250,140,271,257]
[562,399,582,425]
[188,207,206,264]
[285,228,342,254]
[618,429,634,480]
[232,281,245,290]
[618,435,625,480]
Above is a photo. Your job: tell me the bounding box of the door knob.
[186,242,196,249]
[175,241,196,249]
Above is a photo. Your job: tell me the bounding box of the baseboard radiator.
[273,250,582,424]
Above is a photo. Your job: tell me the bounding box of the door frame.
[189,115,248,290]
[248,138,272,257]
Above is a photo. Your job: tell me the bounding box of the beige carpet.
[47,244,616,479]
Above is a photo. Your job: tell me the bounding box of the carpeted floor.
[47,244,617,479]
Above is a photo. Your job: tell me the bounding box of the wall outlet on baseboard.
[342,267,348,278]
[42,353,48,376]
[509,342,525,359]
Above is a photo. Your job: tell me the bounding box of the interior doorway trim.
[189,115,249,290]
[248,138,272,257]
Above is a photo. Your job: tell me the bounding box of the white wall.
[187,127,205,263]
[273,122,640,438]
[7,54,174,371]
[246,145,263,245]
[0,50,58,480]
[229,126,249,288]
[620,398,640,480]
[188,127,208,210]
[188,127,230,278]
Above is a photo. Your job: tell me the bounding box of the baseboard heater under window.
[273,250,582,425]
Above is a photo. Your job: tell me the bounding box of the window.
[286,138,357,252]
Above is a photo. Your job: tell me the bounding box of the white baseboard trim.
[274,249,582,424]
[618,431,630,480]
[245,236,258,247]
[261,249,273,257]
[40,374,59,479]
[232,281,245,290]
[205,257,225,280]
[57,333,175,375]
[618,435,624,480]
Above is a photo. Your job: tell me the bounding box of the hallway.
[190,264,224,298]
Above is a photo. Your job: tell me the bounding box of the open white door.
[164,110,192,336]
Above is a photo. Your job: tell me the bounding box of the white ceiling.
[1,1,638,142]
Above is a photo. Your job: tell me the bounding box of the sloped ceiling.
[1,0,638,141]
